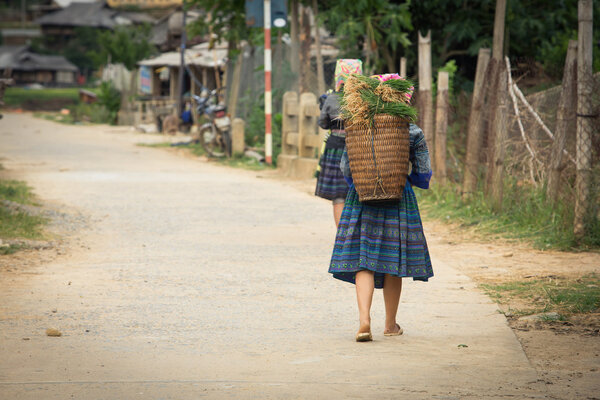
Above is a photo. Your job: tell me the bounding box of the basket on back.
[346,115,410,203]
[341,73,417,203]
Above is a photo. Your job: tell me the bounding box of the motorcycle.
[192,88,231,158]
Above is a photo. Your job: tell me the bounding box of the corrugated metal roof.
[139,44,227,68]
[36,1,153,28]
[36,1,118,28]
[0,46,78,72]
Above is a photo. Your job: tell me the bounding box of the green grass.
[0,179,46,241]
[481,274,600,316]
[0,179,38,205]
[138,142,270,171]
[416,177,600,251]
[4,87,94,108]
[0,243,27,255]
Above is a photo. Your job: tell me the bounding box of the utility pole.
[264,0,273,165]
[177,0,187,117]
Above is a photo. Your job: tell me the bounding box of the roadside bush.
[238,89,282,166]
[69,103,112,124]
[96,82,121,125]
[417,176,600,251]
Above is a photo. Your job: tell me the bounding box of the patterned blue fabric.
[329,123,433,288]
[315,148,349,200]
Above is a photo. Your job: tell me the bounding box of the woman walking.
[315,59,363,227]
[328,74,433,342]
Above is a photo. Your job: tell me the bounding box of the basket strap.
[369,120,387,196]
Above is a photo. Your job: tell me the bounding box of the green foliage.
[320,0,412,73]
[62,27,102,74]
[409,0,600,80]
[340,75,417,122]
[433,59,458,98]
[187,0,262,54]
[69,103,113,124]
[96,82,121,125]
[92,25,156,70]
[31,25,155,74]
[417,177,599,251]
[237,88,282,166]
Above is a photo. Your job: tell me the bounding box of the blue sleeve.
[407,124,433,189]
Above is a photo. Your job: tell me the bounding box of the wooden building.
[0,46,78,86]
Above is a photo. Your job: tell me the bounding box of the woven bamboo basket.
[345,114,410,203]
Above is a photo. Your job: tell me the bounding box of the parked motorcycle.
[192,88,231,158]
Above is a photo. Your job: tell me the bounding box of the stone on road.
[0,114,546,399]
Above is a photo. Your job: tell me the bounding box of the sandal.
[355,332,373,342]
[384,323,403,336]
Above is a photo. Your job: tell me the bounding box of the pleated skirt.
[329,183,433,288]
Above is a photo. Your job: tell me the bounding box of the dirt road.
[0,114,547,399]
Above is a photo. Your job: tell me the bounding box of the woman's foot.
[383,323,403,336]
[356,322,372,342]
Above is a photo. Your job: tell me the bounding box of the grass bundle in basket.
[340,74,417,126]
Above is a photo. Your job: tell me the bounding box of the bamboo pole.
[434,71,449,183]
[547,40,578,205]
[574,0,594,239]
[418,30,434,168]
[489,65,509,211]
[462,48,491,198]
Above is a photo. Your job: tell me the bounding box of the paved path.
[0,114,546,399]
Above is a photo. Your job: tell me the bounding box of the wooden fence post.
[231,118,246,156]
[574,0,594,239]
[462,48,491,199]
[489,65,509,211]
[400,57,407,78]
[227,52,243,119]
[434,71,449,183]
[484,0,507,194]
[547,40,578,205]
[418,30,434,169]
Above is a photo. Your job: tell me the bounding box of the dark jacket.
[318,92,344,131]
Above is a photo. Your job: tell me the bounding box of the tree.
[187,0,260,54]
[320,0,412,73]
[93,25,156,70]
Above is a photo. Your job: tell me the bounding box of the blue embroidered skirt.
[329,183,433,288]
[315,147,349,200]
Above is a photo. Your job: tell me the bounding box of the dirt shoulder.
[424,218,600,399]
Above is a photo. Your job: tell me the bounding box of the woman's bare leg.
[355,270,375,333]
[383,274,403,333]
[333,202,344,227]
